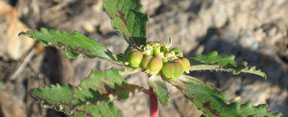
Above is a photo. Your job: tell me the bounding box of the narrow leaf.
[170,75,281,116]
[21,28,115,60]
[148,75,169,105]
[189,51,266,78]
[29,69,142,115]
[104,0,148,46]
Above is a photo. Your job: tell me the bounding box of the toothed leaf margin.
[189,51,266,78]
[21,28,115,60]
[29,69,142,116]
[170,75,281,117]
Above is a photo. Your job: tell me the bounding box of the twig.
[11,49,35,80]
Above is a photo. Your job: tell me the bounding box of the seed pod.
[141,56,153,68]
[127,49,143,68]
[147,41,165,56]
[124,47,137,55]
[161,61,184,80]
[179,57,190,73]
[146,56,163,75]
[170,48,183,57]
[153,46,161,56]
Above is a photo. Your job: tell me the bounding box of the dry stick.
[149,87,159,117]
[11,49,35,80]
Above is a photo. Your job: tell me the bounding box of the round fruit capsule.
[179,57,190,73]
[146,56,163,75]
[141,56,153,68]
[161,61,184,80]
[124,47,136,55]
[127,49,143,68]
[170,48,183,57]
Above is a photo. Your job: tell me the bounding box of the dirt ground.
[0,0,287,117]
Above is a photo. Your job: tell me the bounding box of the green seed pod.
[153,46,161,56]
[147,41,165,56]
[127,49,143,68]
[170,48,183,57]
[141,56,153,68]
[146,56,163,75]
[161,61,184,80]
[179,58,190,73]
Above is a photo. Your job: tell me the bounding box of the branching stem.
[142,88,153,95]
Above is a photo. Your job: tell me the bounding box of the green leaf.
[239,102,282,117]
[189,51,266,78]
[72,69,142,106]
[104,0,148,46]
[21,28,115,60]
[170,75,281,117]
[30,83,74,113]
[148,75,169,105]
[30,69,142,115]
[74,103,122,117]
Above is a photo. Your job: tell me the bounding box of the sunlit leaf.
[189,51,266,78]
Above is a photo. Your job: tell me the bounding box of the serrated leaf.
[74,103,122,117]
[189,51,266,78]
[239,102,281,117]
[170,75,281,117]
[30,69,142,115]
[104,0,148,46]
[148,75,169,105]
[72,69,142,106]
[21,28,115,60]
[30,83,74,113]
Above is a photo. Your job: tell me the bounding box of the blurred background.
[0,0,287,116]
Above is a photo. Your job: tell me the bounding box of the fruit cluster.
[125,41,190,80]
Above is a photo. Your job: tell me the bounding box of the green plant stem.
[149,87,159,117]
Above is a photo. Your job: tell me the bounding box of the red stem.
[148,87,159,117]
